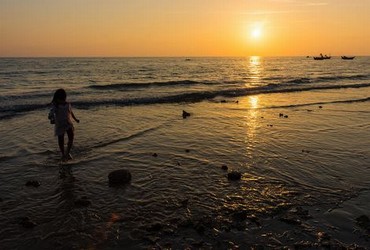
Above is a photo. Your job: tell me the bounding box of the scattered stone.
[74,197,91,207]
[220,100,227,103]
[152,153,158,157]
[317,231,331,243]
[292,206,311,219]
[182,110,191,119]
[319,106,323,109]
[235,100,239,104]
[248,214,261,227]
[279,113,284,117]
[267,124,273,127]
[25,181,40,187]
[227,171,242,181]
[294,241,314,248]
[147,222,163,232]
[146,236,160,244]
[356,215,370,231]
[232,210,248,221]
[280,215,301,225]
[260,116,264,119]
[185,149,190,153]
[284,115,289,118]
[194,222,206,235]
[180,199,189,208]
[280,206,311,225]
[19,217,37,229]
[221,165,228,171]
[307,109,313,112]
[108,169,132,186]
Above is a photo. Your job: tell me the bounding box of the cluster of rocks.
[279,113,289,118]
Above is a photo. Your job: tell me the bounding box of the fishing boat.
[313,54,331,60]
[341,56,355,60]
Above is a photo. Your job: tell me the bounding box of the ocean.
[0,57,369,249]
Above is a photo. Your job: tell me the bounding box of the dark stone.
[108,169,132,186]
[75,197,91,207]
[319,106,323,109]
[147,222,163,232]
[248,214,261,226]
[227,171,242,181]
[235,100,239,104]
[280,216,301,225]
[356,215,370,231]
[19,217,37,228]
[232,210,248,221]
[185,149,190,153]
[180,199,189,208]
[279,113,284,117]
[194,223,205,235]
[152,153,158,157]
[182,110,191,119]
[221,165,228,171]
[25,181,40,187]
[284,115,288,118]
[220,100,227,103]
[317,231,331,242]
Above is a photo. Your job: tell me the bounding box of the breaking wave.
[1,82,370,120]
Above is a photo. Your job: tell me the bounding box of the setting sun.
[251,27,262,39]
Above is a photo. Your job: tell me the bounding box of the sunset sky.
[1,0,369,57]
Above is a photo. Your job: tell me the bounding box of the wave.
[316,74,370,82]
[88,80,211,90]
[266,74,370,86]
[1,82,370,120]
[261,97,370,109]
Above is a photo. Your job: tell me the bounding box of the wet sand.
[0,89,369,249]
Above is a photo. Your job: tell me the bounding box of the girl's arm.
[71,111,80,123]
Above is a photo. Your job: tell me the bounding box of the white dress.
[51,103,74,136]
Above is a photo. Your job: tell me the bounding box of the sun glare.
[251,27,262,39]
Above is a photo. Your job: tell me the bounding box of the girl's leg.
[58,134,65,157]
[66,128,74,158]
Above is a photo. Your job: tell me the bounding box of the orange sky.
[1,0,369,57]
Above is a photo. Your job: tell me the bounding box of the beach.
[0,57,369,249]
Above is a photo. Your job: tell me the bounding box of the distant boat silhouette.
[313,53,331,60]
[341,56,355,60]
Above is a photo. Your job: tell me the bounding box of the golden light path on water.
[244,56,262,158]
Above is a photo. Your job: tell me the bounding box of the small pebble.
[152,153,158,157]
[25,181,40,188]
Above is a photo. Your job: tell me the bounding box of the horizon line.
[0,55,367,59]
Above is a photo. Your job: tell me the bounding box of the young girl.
[49,89,80,161]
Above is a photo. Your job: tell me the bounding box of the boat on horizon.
[341,56,355,60]
[313,53,331,60]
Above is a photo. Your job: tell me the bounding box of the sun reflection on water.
[247,56,263,86]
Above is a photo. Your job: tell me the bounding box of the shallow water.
[0,57,370,249]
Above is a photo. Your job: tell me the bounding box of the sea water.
[0,57,369,249]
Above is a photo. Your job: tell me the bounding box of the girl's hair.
[51,88,67,105]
